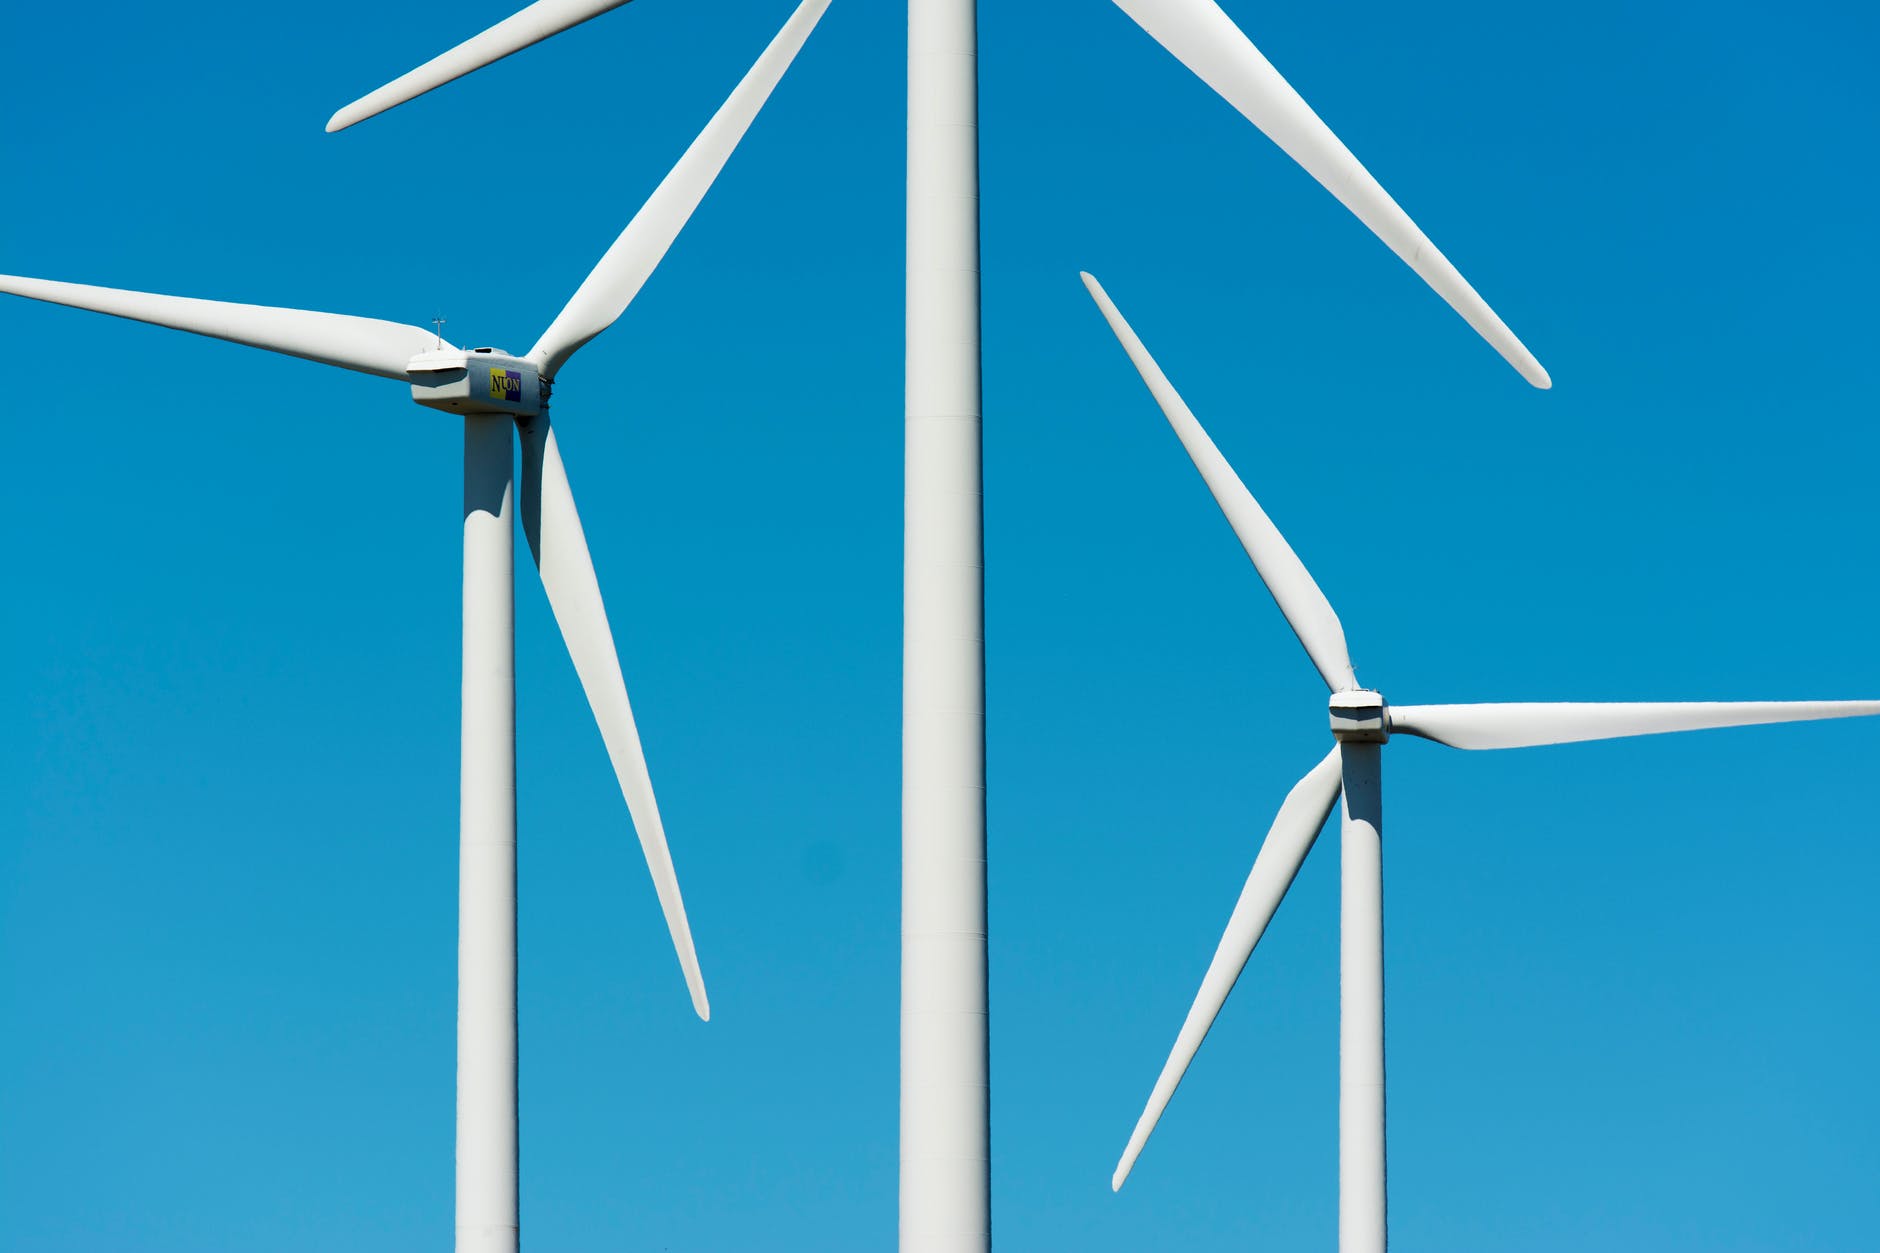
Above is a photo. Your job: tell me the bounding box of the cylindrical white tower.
[459,415,519,1253]
[902,0,988,1247]
[1339,742,1386,1253]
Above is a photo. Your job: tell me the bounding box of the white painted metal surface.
[459,415,520,1253]
[1106,0,1550,388]
[1338,743,1385,1253]
[1084,277,1880,1252]
[328,0,637,132]
[903,0,988,1245]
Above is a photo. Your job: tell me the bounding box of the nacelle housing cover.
[407,349,541,416]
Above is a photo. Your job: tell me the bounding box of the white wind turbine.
[325,3,996,1249]
[1080,271,1880,1253]
[0,5,826,1251]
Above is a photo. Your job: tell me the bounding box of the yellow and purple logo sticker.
[489,369,522,403]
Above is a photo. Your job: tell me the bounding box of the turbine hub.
[1330,690,1389,743]
[406,348,542,417]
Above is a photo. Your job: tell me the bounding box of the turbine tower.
[1082,271,1880,1252]
[1,9,826,1251]
[904,0,988,1247]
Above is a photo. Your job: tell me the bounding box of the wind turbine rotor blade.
[1107,0,1550,389]
[327,0,635,133]
[1114,746,1343,1191]
[1389,700,1880,751]
[0,274,443,381]
[528,0,831,380]
[1081,272,1357,692]
[518,416,709,1021]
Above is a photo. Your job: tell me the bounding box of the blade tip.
[687,966,711,1021]
[1512,350,1552,390]
[325,105,364,134]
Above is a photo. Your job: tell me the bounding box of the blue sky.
[3,1,1877,1249]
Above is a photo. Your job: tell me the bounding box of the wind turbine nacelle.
[1330,690,1390,743]
[407,348,542,416]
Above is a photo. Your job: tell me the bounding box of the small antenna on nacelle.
[432,315,447,349]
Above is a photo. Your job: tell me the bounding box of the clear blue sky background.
[4,1,1877,1249]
